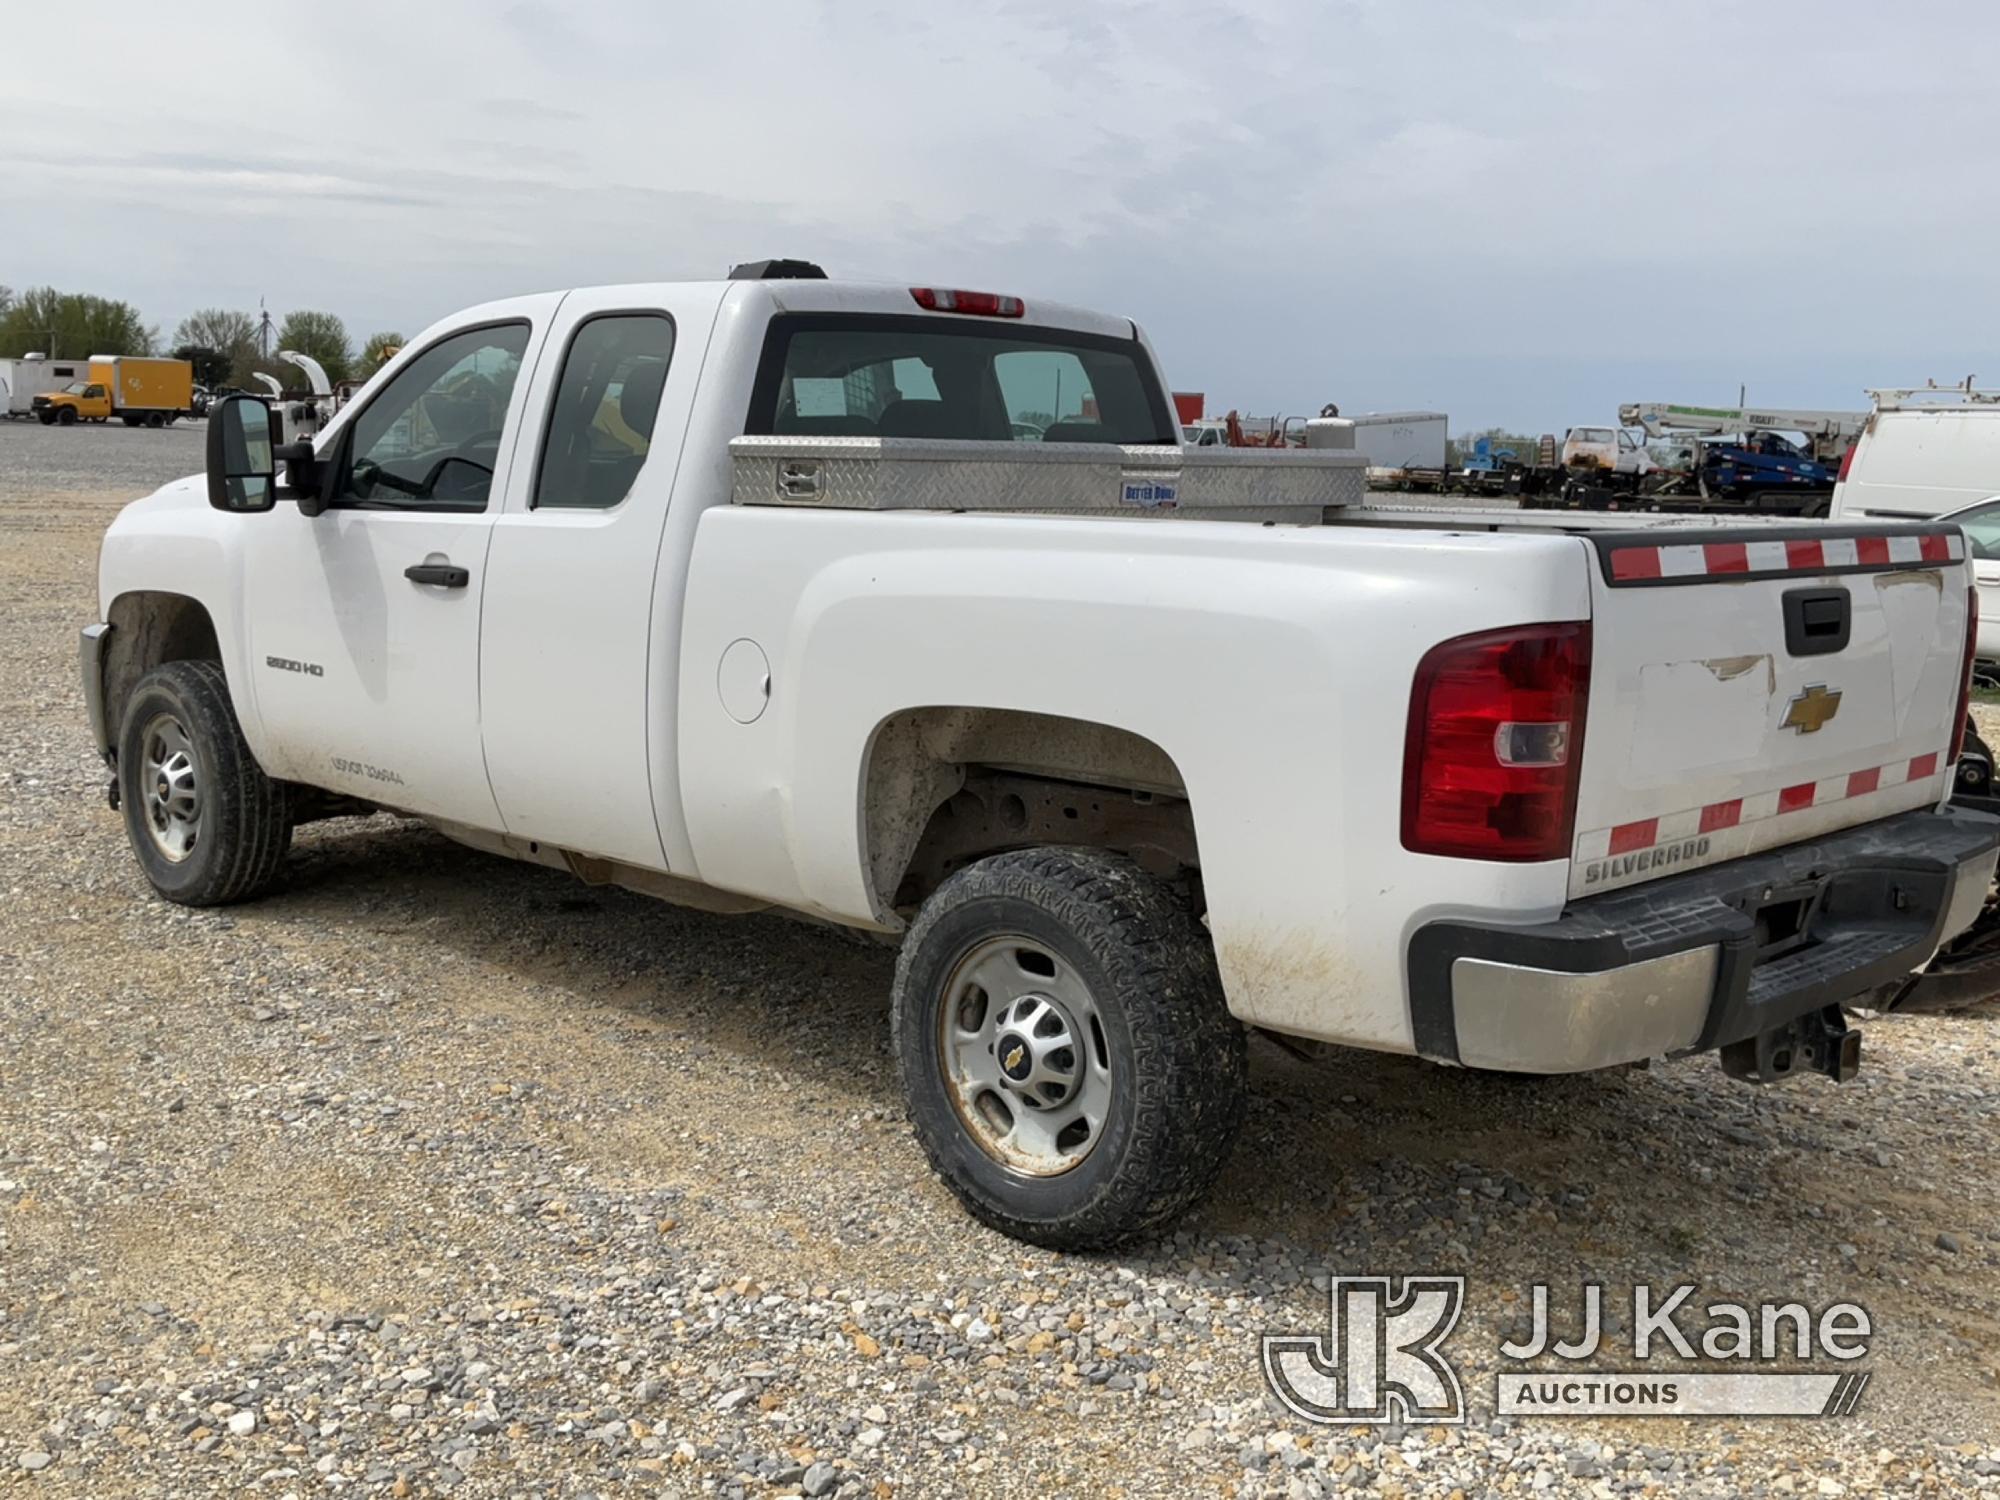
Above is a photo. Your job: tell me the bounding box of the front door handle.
[405,562,469,588]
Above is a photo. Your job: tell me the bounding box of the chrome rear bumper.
[1411,808,2000,1075]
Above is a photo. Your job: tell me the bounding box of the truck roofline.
[402,279,1140,349]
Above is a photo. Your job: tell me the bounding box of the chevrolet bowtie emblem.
[1782,683,1843,735]
[1004,1045,1025,1071]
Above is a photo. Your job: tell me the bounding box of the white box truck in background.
[2,355,97,418]
[1347,410,1448,473]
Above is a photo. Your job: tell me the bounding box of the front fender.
[96,475,269,762]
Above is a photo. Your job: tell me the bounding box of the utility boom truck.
[80,263,1998,1247]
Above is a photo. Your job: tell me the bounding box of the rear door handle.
[404,562,469,588]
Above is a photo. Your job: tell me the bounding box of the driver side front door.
[240,306,558,828]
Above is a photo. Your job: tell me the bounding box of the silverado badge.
[1781,683,1842,735]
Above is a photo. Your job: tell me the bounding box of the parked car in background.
[1935,497,2000,663]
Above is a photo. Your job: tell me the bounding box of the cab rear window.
[747,314,1174,445]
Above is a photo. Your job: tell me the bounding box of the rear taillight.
[910,288,1025,318]
[1953,584,1979,763]
[1402,623,1592,862]
[1837,443,1858,483]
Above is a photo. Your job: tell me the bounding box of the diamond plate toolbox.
[728,437,1365,522]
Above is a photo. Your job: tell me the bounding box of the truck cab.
[35,378,109,425]
[1561,424,1653,477]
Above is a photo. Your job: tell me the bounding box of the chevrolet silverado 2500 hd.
[79,262,2000,1248]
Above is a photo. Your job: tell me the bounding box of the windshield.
[63,382,87,395]
[748,314,1175,444]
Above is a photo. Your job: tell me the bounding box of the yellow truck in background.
[34,357,194,428]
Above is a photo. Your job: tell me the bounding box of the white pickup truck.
[80,262,1998,1248]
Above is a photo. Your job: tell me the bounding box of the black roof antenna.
[728,258,828,280]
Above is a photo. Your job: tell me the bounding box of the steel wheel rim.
[139,712,201,862]
[937,934,1113,1177]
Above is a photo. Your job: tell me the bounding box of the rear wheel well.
[104,592,222,745]
[862,708,1201,916]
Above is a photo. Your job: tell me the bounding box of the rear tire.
[116,660,292,906]
[146,412,165,428]
[892,848,1246,1249]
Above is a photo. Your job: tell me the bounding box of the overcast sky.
[3,1,1993,432]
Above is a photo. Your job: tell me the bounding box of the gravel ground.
[4,416,2000,1496]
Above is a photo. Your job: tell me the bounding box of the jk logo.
[1262,1276,1466,1425]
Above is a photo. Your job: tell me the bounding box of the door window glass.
[532,314,676,509]
[1954,503,2000,561]
[345,323,530,509]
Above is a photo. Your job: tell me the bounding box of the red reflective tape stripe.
[1784,538,1825,571]
[1920,533,1951,563]
[1778,782,1818,813]
[1610,547,1662,581]
[1703,541,1749,574]
[1855,536,1891,566]
[1607,819,1658,855]
[1598,754,1948,855]
[1698,799,1742,833]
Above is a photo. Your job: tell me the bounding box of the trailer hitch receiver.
[1720,1004,1860,1085]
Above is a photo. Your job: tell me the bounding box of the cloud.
[1,0,1994,429]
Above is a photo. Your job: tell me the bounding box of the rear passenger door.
[479,286,726,869]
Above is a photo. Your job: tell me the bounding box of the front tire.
[892,848,1246,1250]
[116,660,292,906]
[56,407,76,426]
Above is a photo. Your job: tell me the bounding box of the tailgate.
[1571,524,1971,897]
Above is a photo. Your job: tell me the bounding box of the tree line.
[0,284,403,391]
